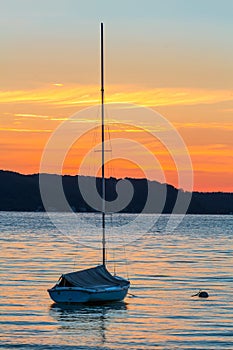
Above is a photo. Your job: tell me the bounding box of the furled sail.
[58,265,129,288]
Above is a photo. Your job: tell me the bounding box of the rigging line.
[109,213,117,275]
[105,110,112,147]
[106,119,116,179]
[104,106,115,176]
[103,107,112,179]
[121,232,130,281]
[128,292,137,298]
[90,105,101,177]
[106,122,116,273]
[106,124,113,179]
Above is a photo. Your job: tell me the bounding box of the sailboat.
[48,23,130,304]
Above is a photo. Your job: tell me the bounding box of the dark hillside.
[0,170,232,214]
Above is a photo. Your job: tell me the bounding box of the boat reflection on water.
[49,301,128,344]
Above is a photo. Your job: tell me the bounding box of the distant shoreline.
[0,170,232,214]
[0,211,232,215]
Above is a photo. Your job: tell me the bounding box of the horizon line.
[1,169,232,195]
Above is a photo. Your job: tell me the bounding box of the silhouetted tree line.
[0,170,232,214]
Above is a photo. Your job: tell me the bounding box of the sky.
[0,0,232,192]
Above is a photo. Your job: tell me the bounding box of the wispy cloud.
[0,127,52,133]
[174,122,233,131]
[188,144,232,157]
[0,84,232,108]
[52,83,64,87]
[13,113,69,122]
[14,113,50,119]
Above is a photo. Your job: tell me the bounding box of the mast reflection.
[49,302,128,344]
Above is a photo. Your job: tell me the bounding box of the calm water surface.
[0,212,233,349]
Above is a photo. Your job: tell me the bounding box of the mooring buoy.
[192,290,209,298]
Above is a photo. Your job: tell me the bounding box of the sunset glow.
[0,83,232,192]
[0,1,232,192]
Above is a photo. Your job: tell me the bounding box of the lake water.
[1,212,233,349]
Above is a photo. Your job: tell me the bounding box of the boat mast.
[101,22,106,266]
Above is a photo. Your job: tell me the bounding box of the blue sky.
[0,0,232,190]
[1,0,232,89]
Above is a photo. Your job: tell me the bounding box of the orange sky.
[0,2,233,192]
[0,83,232,192]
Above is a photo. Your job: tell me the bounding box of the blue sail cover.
[61,265,129,288]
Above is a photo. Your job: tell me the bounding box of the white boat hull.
[48,285,129,304]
